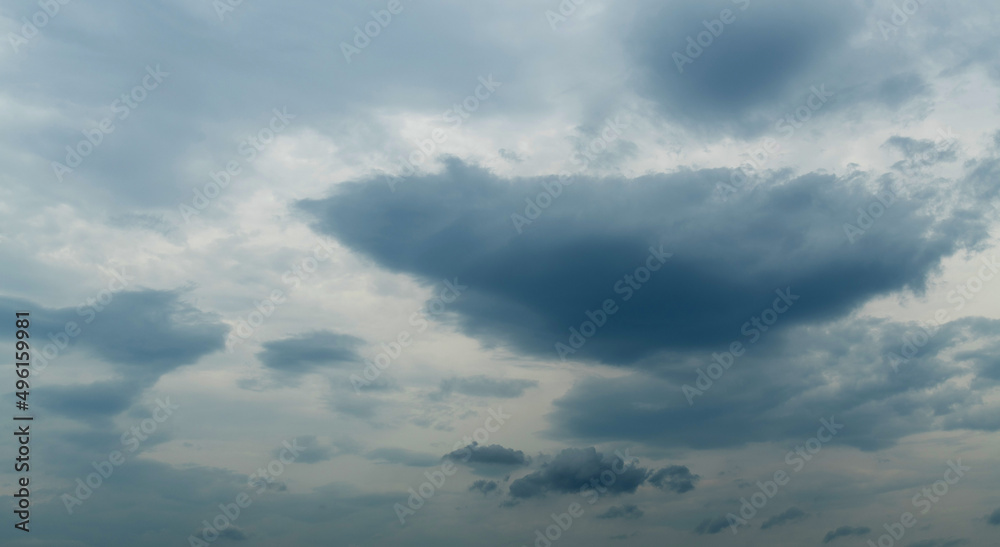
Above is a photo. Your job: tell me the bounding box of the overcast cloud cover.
[1,0,1000,545]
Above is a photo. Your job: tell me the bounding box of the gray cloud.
[257,330,363,374]
[823,526,871,543]
[507,447,647,499]
[548,317,1000,451]
[760,507,807,530]
[445,442,529,466]
[469,479,500,496]
[1,289,227,420]
[270,435,337,464]
[630,0,863,136]
[647,465,699,493]
[299,160,982,367]
[988,507,1000,525]
[597,504,644,520]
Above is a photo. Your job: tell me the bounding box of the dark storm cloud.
[507,447,647,499]
[988,507,1000,525]
[626,0,953,137]
[469,479,500,495]
[257,330,363,374]
[435,375,538,399]
[597,504,644,520]
[647,465,699,493]
[548,317,1000,450]
[0,289,227,419]
[760,506,807,530]
[823,525,871,543]
[444,442,529,466]
[37,381,139,421]
[630,0,860,135]
[298,160,981,367]
[270,435,337,463]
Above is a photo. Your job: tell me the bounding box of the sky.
[1,0,1000,546]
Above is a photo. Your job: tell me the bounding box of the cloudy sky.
[2,0,1000,545]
